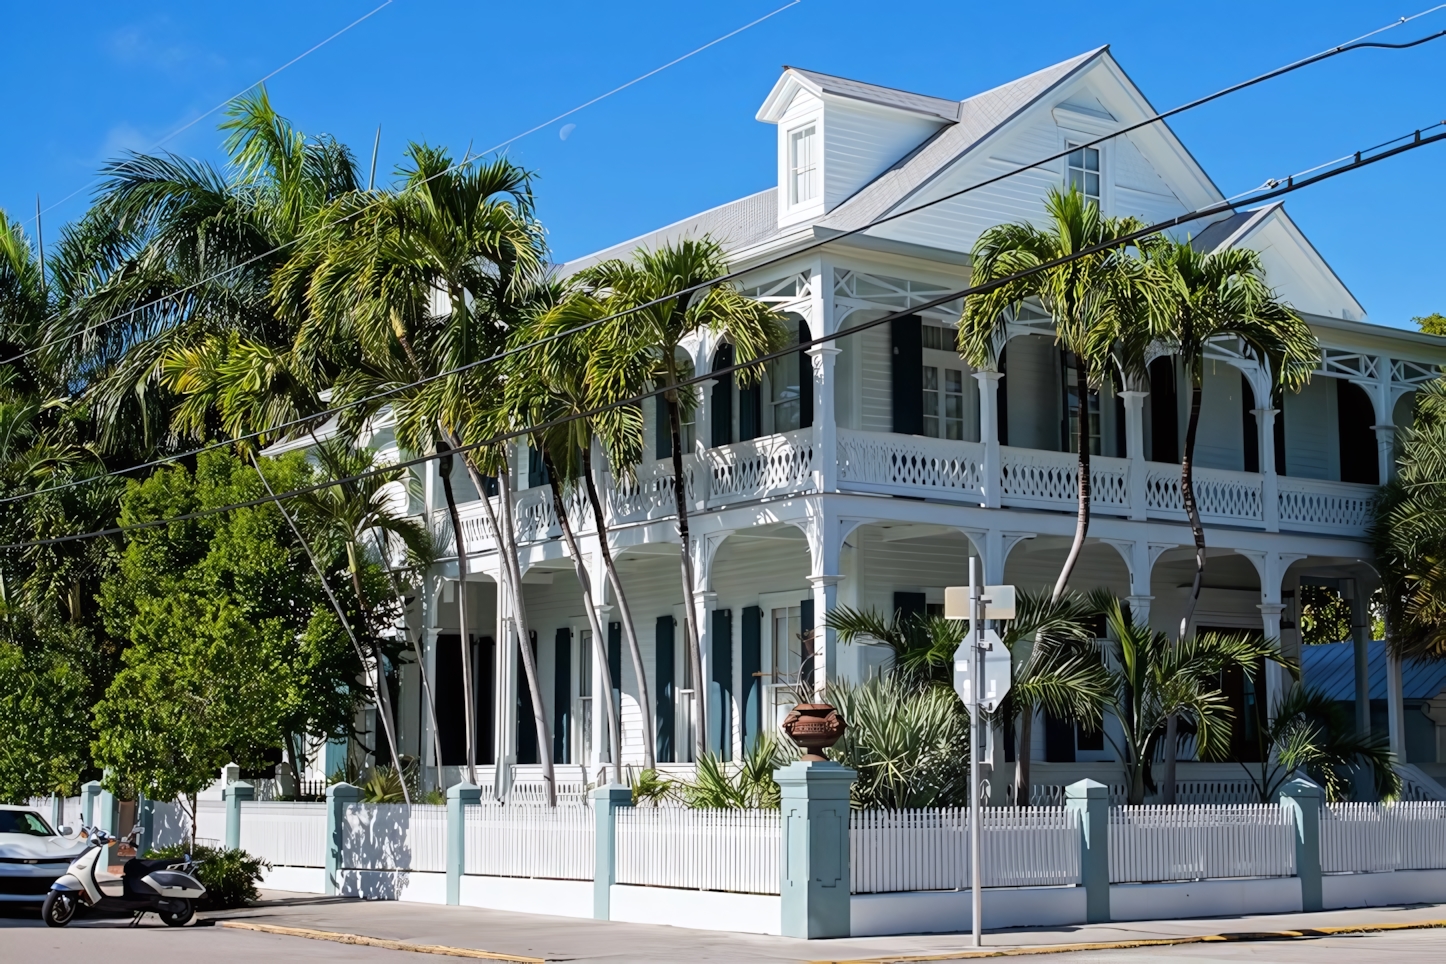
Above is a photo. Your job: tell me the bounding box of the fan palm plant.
[960,187,1155,600]
[579,239,788,761]
[1239,683,1399,802]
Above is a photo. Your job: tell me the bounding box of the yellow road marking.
[217,920,547,963]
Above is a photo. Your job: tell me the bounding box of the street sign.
[953,629,1012,710]
[944,584,1017,621]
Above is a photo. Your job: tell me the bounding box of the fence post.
[80,781,101,829]
[326,782,362,896]
[222,780,253,850]
[136,795,154,856]
[446,782,480,906]
[1065,779,1110,924]
[1279,776,1323,912]
[591,783,633,920]
[775,760,856,939]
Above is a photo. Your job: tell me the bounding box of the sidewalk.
[204,890,1446,963]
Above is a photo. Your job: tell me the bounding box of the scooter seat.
[123,857,180,877]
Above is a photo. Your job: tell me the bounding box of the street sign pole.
[968,556,982,948]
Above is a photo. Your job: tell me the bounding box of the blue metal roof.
[1301,641,1446,702]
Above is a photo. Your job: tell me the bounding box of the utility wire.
[1,0,803,368]
[6,118,1442,551]
[4,11,1441,510]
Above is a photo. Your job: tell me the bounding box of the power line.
[0,0,804,369]
[6,117,1441,552]
[1,10,1441,510]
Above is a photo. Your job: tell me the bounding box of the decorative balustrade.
[998,448,1130,515]
[1276,476,1376,535]
[608,457,696,524]
[837,428,986,501]
[1144,463,1264,525]
[706,428,816,506]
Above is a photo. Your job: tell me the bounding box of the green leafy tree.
[0,621,93,802]
[1412,313,1446,337]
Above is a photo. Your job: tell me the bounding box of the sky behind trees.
[2,0,1441,327]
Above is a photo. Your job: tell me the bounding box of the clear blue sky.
[2,1,1442,328]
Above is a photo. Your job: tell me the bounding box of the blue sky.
[2,1,1442,328]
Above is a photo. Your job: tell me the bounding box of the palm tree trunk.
[1053,359,1093,600]
[473,447,557,807]
[581,445,656,769]
[664,379,707,763]
[346,546,411,800]
[542,449,622,784]
[437,447,479,787]
[1163,373,1207,806]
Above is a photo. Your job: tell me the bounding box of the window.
[768,316,806,433]
[789,125,818,206]
[1067,143,1100,203]
[577,630,593,765]
[1062,351,1101,455]
[920,324,967,440]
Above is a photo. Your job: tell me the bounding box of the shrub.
[829,675,971,809]
[148,842,268,909]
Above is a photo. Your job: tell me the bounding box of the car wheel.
[159,900,194,927]
[42,891,77,927]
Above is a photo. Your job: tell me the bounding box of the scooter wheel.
[42,891,77,927]
[159,900,194,927]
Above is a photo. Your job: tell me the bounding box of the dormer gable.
[757,67,956,229]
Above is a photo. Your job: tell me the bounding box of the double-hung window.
[1067,143,1101,203]
[789,125,818,206]
[921,323,969,440]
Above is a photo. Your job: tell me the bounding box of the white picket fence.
[851,807,1080,893]
[342,803,447,873]
[464,803,594,880]
[238,801,328,867]
[616,807,779,894]
[194,798,226,846]
[1109,804,1295,884]
[1320,802,1446,874]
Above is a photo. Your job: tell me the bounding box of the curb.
[217,920,546,963]
[807,919,1446,962]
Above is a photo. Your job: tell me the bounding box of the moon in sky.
[559,123,576,141]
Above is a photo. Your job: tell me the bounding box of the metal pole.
[969,556,982,947]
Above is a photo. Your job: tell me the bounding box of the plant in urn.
[781,703,846,761]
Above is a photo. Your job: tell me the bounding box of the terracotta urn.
[781,703,846,761]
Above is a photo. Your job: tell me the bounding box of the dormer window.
[1067,143,1100,203]
[789,125,819,206]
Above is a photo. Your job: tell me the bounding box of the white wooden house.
[372,47,1446,796]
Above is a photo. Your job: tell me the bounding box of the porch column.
[975,371,1003,508]
[493,568,518,799]
[1120,390,1148,521]
[809,576,841,699]
[1346,580,1371,738]
[1374,424,1397,484]
[1387,648,1407,760]
[422,626,442,782]
[1253,407,1280,532]
[696,589,719,757]
[809,346,841,493]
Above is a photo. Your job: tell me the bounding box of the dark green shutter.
[527,446,549,488]
[798,319,814,429]
[1241,375,1259,473]
[553,628,571,764]
[740,606,762,753]
[892,315,923,435]
[739,381,761,441]
[711,344,734,447]
[655,393,672,459]
[608,622,622,722]
[709,608,733,760]
[655,616,675,763]
[800,598,815,696]
[517,630,538,764]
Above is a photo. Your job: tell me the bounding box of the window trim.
[788,123,820,208]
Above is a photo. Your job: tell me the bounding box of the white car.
[0,805,88,902]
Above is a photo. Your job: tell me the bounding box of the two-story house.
[372,46,1446,798]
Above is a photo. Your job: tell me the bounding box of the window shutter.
[1274,392,1287,477]
[800,597,815,698]
[998,345,1009,446]
[608,622,623,721]
[1148,358,1178,463]
[740,607,762,753]
[1241,375,1259,473]
[709,608,733,760]
[655,393,672,459]
[711,343,734,447]
[655,616,675,763]
[892,315,923,435]
[434,633,464,766]
[517,630,539,765]
[739,380,761,441]
[527,446,549,488]
[553,628,571,764]
[798,319,814,429]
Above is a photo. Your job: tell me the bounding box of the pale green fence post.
[223,781,253,850]
[446,783,480,906]
[1280,777,1323,912]
[80,781,101,829]
[326,782,362,896]
[1065,779,1110,923]
[591,784,632,920]
[775,760,856,939]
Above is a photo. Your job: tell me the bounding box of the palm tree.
[1097,595,1285,804]
[960,188,1153,599]
[1142,239,1317,802]
[1239,683,1399,802]
[580,239,787,760]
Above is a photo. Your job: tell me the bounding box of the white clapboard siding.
[239,801,328,868]
[341,803,446,873]
[851,807,1080,894]
[465,804,593,880]
[1284,378,1339,480]
[616,807,780,895]
[1109,805,1294,884]
[1320,802,1446,874]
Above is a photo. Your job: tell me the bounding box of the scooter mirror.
[57,825,72,836]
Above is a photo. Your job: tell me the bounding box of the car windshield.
[0,810,54,836]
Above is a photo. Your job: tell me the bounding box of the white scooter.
[42,825,206,928]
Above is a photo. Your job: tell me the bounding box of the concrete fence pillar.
[80,781,101,829]
[775,760,856,939]
[222,781,254,851]
[97,783,119,835]
[326,782,362,896]
[1279,776,1323,912]
[1065,779,1111,923]
[447,783,480,906]
[136,796,154,855]
[591,784,633,920]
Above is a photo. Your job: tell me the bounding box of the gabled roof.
[1302,640,1446,702]
[758,66,961,122]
